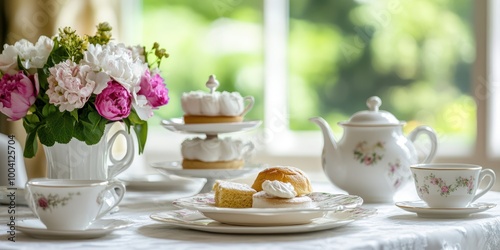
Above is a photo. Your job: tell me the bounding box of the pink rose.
[441,186,449,193]
[0,72,38,120]
[138,69,169,108]
[37,197,49,210]
[95,81,131,121]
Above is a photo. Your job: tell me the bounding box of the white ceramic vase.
[43,123,134,180]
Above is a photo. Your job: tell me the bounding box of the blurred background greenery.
[142,0,475,145]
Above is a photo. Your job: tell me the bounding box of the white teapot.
[310,96,437,202]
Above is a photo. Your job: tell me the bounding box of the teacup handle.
[408,125,438,163]
[472,169,496,203]
[240,96,255,117]
[96,181,126,219]
[25,182,39,218]
[107,128,134,179]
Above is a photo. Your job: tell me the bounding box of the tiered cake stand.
[154,118,263,193]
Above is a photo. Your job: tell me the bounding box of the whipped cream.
[181,91,246,116]
[262,180,297,198]
[181,137,254,162]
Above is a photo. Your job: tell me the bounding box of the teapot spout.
[309,117,338,153]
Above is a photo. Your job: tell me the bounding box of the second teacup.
[25,179,125,231]
[410,163,496,208]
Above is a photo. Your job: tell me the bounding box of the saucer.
[151,207,376,234]
[395,200,497,218]
[172,192,364,226]
[161,118,262,135]
[17,219,134,239]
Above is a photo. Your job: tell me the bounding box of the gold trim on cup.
[410,163,481,171]
[27,179,109,188]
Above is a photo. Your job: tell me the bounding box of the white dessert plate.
[161,118,262,134]
[17,219,134,239]
[395,200,497,218]
[172,192,364,226]
[150,207,376,234]
[119,174,206,191]
[151,161,263,179]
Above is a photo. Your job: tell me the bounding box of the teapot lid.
[339,96,404,126]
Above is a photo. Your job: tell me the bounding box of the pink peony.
[46,60,95,112]
[95,81,132,121]
[138,69,169,108]
[0,72,38,120]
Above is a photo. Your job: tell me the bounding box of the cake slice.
[213,180,256,208]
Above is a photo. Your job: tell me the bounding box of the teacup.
[25,179,125,230]
[410,163,496,208]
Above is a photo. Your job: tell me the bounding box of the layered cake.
[252,180,313,208]
[251,166,313,196]
[213,180,256,208]
[181,75,254,124]
[181,137,254,169]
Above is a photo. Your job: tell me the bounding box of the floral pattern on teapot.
[387,159,410,189]
[353,141,385,166]
[414,173,475,197]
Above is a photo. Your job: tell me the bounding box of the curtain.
[0,0,120,179]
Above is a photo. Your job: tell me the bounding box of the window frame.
[126,0,500,189]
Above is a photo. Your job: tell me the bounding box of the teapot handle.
[408,126,438,163]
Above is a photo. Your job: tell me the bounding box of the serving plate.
[161,118,262,135]
[150,207,376,234]
[172,192,364,226]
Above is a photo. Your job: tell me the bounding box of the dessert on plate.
[213,180,256,208]
[181,137,254,169]
[251,166,313,196]
[213,166,314,209]
[181,75,254,124]
[252,180,313,208]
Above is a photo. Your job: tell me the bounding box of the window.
[123,0,498,183]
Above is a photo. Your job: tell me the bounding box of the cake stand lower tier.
[151,161,264,193]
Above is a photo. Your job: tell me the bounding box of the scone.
[213,180,256,208]
[252,166,312,196]
[181,75,254,124]
[181,137,253,170]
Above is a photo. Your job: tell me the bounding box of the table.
[1,181,500,250]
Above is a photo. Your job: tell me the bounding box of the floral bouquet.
[0,23,170,158]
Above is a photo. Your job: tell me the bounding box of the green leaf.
[133,122,148,154]
[127,110,145,125]
[23,130,38,158]
[40,112,75,144]
[70,110,79,121]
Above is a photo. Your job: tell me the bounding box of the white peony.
[82,42,144,92]
[46,60,95,112]
[0,36,53,74]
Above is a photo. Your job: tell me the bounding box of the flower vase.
[43,123,134,180]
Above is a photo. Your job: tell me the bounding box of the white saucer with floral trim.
[17,219,134,239]
[395,200,496,218]
[150,207,376,234]
[172,192,364,226]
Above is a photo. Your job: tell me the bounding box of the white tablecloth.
[1,181,500,250]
